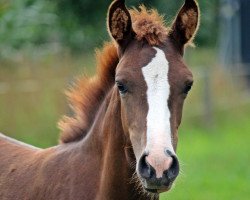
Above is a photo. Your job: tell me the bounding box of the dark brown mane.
[59,6,170,143]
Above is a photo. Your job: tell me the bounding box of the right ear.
[107,0,134,50]
[170,0,200,55]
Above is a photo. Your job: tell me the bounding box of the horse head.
[107,0,200,193]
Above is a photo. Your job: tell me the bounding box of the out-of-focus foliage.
[54,0,154,51]
[0,0,59,58]
[0,0,219,57]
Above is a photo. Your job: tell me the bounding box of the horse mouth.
[143,182,173,194]
[145,188,158,193]
[144,187,171,194]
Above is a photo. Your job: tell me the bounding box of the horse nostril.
[164,155,179,181]
[138,153,155,179]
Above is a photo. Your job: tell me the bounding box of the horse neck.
[81,88,157,200]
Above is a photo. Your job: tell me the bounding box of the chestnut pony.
[0,0,200,199]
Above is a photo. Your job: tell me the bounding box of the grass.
[0,48,250,199]
[0,53,95,147]
[161,104,250,200]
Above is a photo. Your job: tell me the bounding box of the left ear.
[107,0,134,51]
[170,0,200,54]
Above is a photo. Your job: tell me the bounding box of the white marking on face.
[142,47,175,154]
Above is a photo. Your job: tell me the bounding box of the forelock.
[130,5,170,46]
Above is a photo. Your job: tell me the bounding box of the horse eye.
[183,83,193,95]
[116,82,128,94]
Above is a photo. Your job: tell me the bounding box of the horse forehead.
[122,42,157,66]
[142,47,169,82]
[117,45,172,87]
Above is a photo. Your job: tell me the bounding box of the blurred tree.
[0,0,58,58]
[54,0,158,51]
[55,0,219,50]
[0,0,219,57]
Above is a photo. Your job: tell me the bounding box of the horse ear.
[107,0,134,49]
[170,0,200,54]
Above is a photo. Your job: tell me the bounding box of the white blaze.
[142,47,174,154]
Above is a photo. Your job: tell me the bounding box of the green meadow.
[0,48,249,200]
[162,100,250,199]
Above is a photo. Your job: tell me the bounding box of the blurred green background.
[0,0,249,199]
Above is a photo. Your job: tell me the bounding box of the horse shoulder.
[0,132,41,151]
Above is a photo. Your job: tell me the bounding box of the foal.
[0,0,200,199]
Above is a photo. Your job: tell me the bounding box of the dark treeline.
[0,0,219,57]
